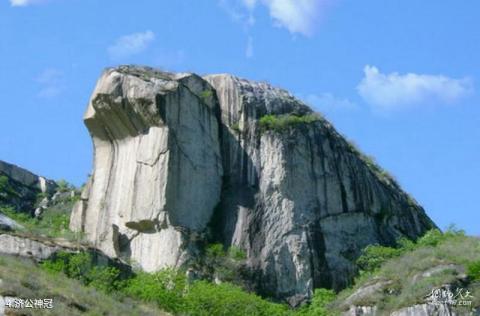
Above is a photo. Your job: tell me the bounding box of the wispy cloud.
[245,36,254,58]
[219,0,255,28]
[36,68,64,98]
[300,92,357,114]
[10,0,49,6]
[357,65,474,110]
[241,0,332,36]
[108,30,155,60]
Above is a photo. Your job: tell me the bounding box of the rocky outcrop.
[0,160,57,214]
[0,214,23,231]
[205,74,436,304]
[71,66,436,305]
[70,66,223,271]
[0,233,68,260]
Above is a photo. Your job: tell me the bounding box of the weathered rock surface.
[70,66,223,271]
[0,213,23,231]
[205,73,436,303]
[0,233,67,260]
[71,66,436,305]
[0,160,57,214]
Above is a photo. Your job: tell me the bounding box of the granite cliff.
[70,66,436,305]
[0,160,57,217]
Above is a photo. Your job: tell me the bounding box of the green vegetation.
[0,175,79,238]
[230,122,241,133]
[344,140,398,186]
[201,243,248,286]
[42,251,125,294]
[296,289,337,316]
[258,113,321,132]
[56,179,75,192]
[468,261,480,281]
[0,174,20,199]
[0,175,8,192]
[0,255,167,315]
[200,89,213,102]
[2,228,479,315]
[334,228,480,314]
[39,249,290,316]
[0,199,76,238]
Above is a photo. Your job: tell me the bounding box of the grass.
[333,228,480,314]
[0,255,168,316]
[258,113,321,132]
[0,187,80,240]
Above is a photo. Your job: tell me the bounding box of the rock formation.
[71,66,436,305]
[0,213,23,231]
[0,160,57,214]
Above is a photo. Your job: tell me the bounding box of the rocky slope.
[0,160,57,215]
[70,65,436,305]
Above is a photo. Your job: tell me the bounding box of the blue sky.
[0,0,478,235]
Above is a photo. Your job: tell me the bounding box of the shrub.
[56,179,74,192]
[297,288,337,316]
[200,90,213,102]
[123,269,187,313]
[259,114,320,132]
[185,281,289,316]
[231,122,241,133]
[206,243,226,259]
[228,245,247,261]
[467,261,480,281]
[0,175,8,192]
[41,251,122,294]
[357,245,401,272]
[416,229,445,247]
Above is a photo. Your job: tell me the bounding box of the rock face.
[70,66,223,271]
[0,214,23,231]
[71,66,436,304]
[0,160,57,214]
[0,233,67,260]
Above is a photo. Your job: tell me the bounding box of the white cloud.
[220,0,255,28]
[241,0,331,36]
[357,66,474,110]
[108,30,155,60]
[245,36,254,58]
[36,68,64,98]
[301,92,357,113]
[10,0,48,6]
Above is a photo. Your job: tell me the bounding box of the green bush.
[185,281,289,316]
[206,243,226,259]
[0,175,8,192]
[357,244,401,272]
[259,114,320,132]
[200,90,213,102]
[56,179,74,192]
[297,288,337,316]
[41,251,122,294]
[416,229,445,247]
[123,269,188,313]
[228,245,247,261]
[467,261,480,281]
[0,205,32,224]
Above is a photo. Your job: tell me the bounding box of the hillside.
[0,255,168,316]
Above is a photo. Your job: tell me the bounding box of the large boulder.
[70,66,223,271]
[71,66,436,304]
[205,74,436,303]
